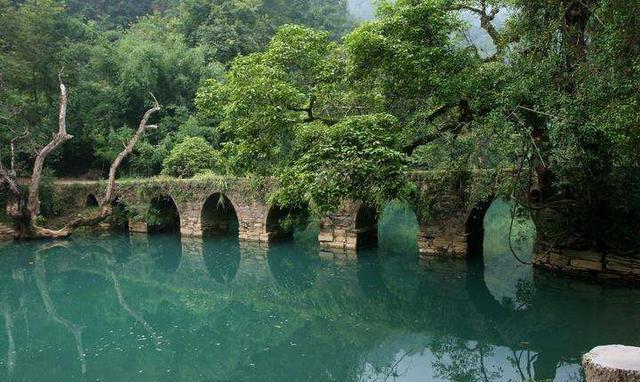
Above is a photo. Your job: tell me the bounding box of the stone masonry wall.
[417,216,469,258]
[319,200,362,251]
[534,245,640,284]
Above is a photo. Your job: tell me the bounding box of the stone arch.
[264,204,310,242]
[355,204,378,249]
[85,193,99,208]
[148,195,181,233]
[473,198,537,311]
[378,200,420,255]
[201,193,239,236]
[465,199,494,257]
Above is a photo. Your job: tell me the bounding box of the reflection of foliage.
[2,234,630,381]
[514,279,534,310]
[483,199,536,310]
[431,338,502,382]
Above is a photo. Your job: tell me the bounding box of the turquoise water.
[0,204,639,381]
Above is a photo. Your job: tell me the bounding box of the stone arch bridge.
[53,174,488,258]
[49,175,640,281]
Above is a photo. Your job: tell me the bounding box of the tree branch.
[102,96,160,206]
[32,97,162,238]
[402,104,453,154]
[449,1,504,57]
[27,80,73,219]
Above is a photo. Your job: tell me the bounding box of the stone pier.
[583,345,640,382]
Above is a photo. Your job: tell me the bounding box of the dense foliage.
[162,137,221,178]
[2,0,639,254]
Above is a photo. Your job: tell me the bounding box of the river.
[0,201,638,381]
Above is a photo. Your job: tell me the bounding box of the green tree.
[161,137,221,178]
[196,25,348,175]
[67,15,214,176]
[178,0,354,63]
[273,114,412,213]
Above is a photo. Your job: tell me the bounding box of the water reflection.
[267,242,320,292]
[203,236,241,285]
[0,233,637,381]
[148,233,182,273]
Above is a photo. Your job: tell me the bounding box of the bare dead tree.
[27,80,74,219]
[3,77,161,239]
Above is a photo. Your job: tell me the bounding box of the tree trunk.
[4,82,161,240]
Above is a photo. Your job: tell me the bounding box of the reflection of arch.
[355,204,378,249]
[465,255,559,381]
[357,253,394,302]
[203,237,241,285]
[201,193,239,236]
[148,196,181,233]
[465,255,515,321]
[357,251,421,308]
[267,243,319,292]
[85,194,99,208]
[148,234,182,274]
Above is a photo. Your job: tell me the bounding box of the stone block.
[583,345,640,382]
[319,231,334,243]
[570,259,603,272]
[567,250,603,263]
[549,253,570,267]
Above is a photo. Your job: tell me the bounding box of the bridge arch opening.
[378,200,419,255]
[201,193,239,236]
[355,204,378,249]
[265,204,312,242]
[148,195,181,233]
[85,194,99,208]
[467,198,536,311]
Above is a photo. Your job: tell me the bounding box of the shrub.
[161,137,221,178]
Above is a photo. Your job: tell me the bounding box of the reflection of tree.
[500,279,534,311]
[104,257,163,347]
[358,350,413,382]
[34,250,87,375]
[431,338,502,382]
[508,349,536,381]
[1,292,16,377]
